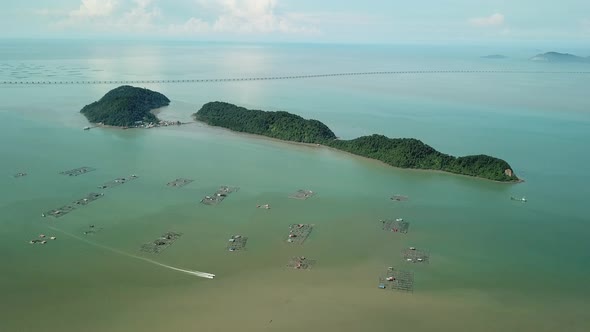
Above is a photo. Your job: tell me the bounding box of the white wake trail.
[47,226,215,279]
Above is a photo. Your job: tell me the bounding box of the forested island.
[195,102,519,182]
[80,85,171,127]
[530,52,589,63]
[194,101,336,143]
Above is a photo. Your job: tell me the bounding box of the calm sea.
[0,40,589,332]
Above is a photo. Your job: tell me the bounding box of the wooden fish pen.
[140,232,183,254]
[72,192,104,206]
[60,166,96,177]
[226,235,248,251]
[391,195,409,201]
[402,247,429,263]
[201,186,239,205]
[286,224,313,244]
[167,178,194,188]
[43,193,104,218]
[287,256,316,270]
[378,267,414,292]
[289,189,315,200]
[98,175,138,189]
[44,204,76,218]
[381,219,410,234]
[82,225,102,235]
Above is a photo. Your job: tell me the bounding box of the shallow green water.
[0,41,589,332]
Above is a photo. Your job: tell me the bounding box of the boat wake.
[47,226,215,279]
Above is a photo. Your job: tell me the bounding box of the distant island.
[530,52,589,63]
[194,102,519,182]
[81,85,174,127]
[481,54,507,59]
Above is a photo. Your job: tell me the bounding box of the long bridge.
[1,70,589,85]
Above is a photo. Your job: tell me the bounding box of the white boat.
[83,126,90,130]
[511,196,527,202]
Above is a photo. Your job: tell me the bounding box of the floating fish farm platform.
[167,178,194,188]
[378,267,414,292]
[287,256,316,270]
[289,189,315,200]
[98,175,138,189]
[402,247,429,264]
[226,235,248,252]
[286,224,313,244]
[201,186,239,205]
[140,232,183,254]
[60,166,96,177]
[381,219,410,234]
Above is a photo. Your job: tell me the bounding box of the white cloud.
[468,13,505,27]
[54,0,160,33]
[168,0,318,35]
[123,0,161,28]
[69,0,118,18]
[43,0,317,37]
[168,17,210,34]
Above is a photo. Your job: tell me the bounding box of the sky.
[1,0,589,44]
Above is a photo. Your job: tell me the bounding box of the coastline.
[88,121,194,130]
[192,119,523,184]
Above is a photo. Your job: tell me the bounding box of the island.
[530,52,589,63]
[80,85,175,128]
[194,102,519,182]
[194,101,336,143]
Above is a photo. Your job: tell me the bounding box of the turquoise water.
[1,41,589,332]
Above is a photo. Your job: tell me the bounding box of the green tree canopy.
[194,102,519,182]
[81,85,170,127]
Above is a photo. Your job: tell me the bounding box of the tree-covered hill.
[327,135,517,182]
[194,102,519,182]
[80,85,170,127]
[194,101,336,143]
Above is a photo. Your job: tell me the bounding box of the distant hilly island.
[480,52,589,63]
[530,52,589,63]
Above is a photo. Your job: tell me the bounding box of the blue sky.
[1,0,589,44]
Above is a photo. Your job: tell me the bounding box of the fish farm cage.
[402,247,430,264]
[98,175,138,189]
[226,235,248,252]
[201,186,240,205]
[378,267,414,292]
[167,178,194,188]
[287,256,316,270]
[44,192,104,218]
[140,232,183,254]
[60,166,96,177]
[286,224,313,244]
[82,225,102,235]
[391,195,409,201]
[289,189,315,200]
[72,192,104,206]
[381,219,410,234]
